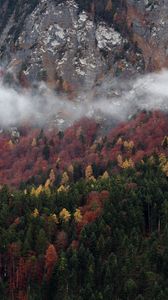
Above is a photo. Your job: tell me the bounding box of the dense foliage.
[0,157,168,299]
[0,111,168,188]
[0,111,168,299]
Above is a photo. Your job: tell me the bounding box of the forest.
[0,110,168,299]
[0,110,168,188]
[0,157,168,299]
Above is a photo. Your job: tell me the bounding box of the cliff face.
[126,0,168,71]
[0,0,167,91]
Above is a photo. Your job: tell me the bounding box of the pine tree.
[36,229,48,255]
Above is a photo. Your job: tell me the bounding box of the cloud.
[0,69,168,127]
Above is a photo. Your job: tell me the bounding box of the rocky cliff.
[0,0,167,92]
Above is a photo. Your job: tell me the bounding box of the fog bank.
[0,69,168,127]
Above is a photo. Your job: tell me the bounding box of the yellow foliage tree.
[162,162,168,176]
[49,213,59,224]
[49,169,55,185]
[121,158,134,169]
[89,175,96,182]
[32,208,39,218]
[44,186,51,196]
[159,153,167,165]
[101,171,109,180]
[36,185,43,196]
[45,179,51,189]
[123,140,134,151]
[74,208,82,223]
[85,165,93,179]
[159,153,168,176]
[61,172,69,185]
[44,169,55,191]
[59,208,71,222]
[57,185,69,193]
[31,138,37,147]
[31,185,44,197]
[31,187,36,196]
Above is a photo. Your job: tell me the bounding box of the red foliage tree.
[45,244,58,280]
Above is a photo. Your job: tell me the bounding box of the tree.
[74,208,82,223]
[45,244,58,280]
[124,278,137,299]
[49,169,56,185]
[69,250,78,292]
[23,224,34,254]
[42,145,50,160]
[32,208,39,218]
[31,138,37,147]
[36,229,48,255]
[85,165,93,179]
[59,208,71,222]
[61,172,69,186]
[101,171,109,180]
[56,252,68,300]
[56,231,68,250]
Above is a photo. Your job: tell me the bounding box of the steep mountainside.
[1,0,165,91]
[0,0,167,92]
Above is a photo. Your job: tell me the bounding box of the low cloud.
[0,69,168,127]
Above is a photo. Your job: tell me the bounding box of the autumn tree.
[45,244,58,280]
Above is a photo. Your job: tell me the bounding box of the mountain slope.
[0,111,168,188]
[0,0,143,90]
[0,0,168,91]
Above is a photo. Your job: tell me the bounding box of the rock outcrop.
[0,0,167,92]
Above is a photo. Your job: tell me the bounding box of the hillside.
[0,110,168,188]
[0,110,168,299]
[0,149,168,299]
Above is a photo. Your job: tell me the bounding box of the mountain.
[1,0,166,91]
[1,1,168,300]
